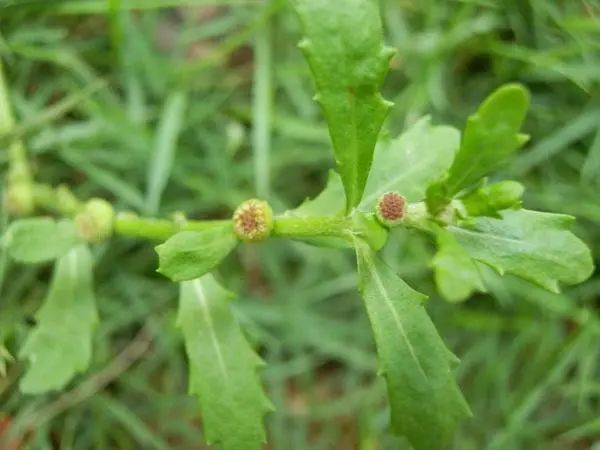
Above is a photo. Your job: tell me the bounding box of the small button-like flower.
[3,182,34,216]
[375,191,406,227]
[233,199,273,242]
[75,198,115,243]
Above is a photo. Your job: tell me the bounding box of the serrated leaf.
[355,239,471,450]
[19,245,97,394]
[292,0,394,210]
[156,223,237,282]
[359,117,460,210]
[431,227,485,303]
[178,275,272,450]
[286,170,345,217]
[4,217,81,263]
[449,209,594,293]
[427,84,530,212]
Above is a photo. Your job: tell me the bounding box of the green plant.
[0,1,594,449]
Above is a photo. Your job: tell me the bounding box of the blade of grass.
[60,148,146,211]
[145,90,187,215]
[252,17,272,199]
[581,124,600,185]
[0,78,107,147]
[512,107,600,175]
[0,0,261,14]
[95,394,171,450]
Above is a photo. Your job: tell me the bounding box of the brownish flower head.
[375,191,406,227]
[232,199,273,242]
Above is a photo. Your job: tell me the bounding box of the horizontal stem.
[272,215,352,240]
[114,213,230,241]
[402,202,432,232]
[33,183,84,217]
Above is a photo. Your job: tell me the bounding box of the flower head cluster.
[233,199,273,242]
[375,191,406,227]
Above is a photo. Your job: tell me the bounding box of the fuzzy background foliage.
[0,1,599,449]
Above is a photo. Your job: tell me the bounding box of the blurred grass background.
[0,0,599,449]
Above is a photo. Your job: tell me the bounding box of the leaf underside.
[355,239,471,450]
[449,209,594,293]
[19,245,97,394]
[292,0,394,210]
[178,275,272,450]
[432,227,485,303]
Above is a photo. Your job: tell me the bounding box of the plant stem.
[402,202,433,232]
[272,215,352,240]
[0,59,32,187]
[32,183,85,216]
[114,213,230,241]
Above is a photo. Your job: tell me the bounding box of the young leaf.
[352,213,388,251]
[427,84,530,212]
[449,209,594,293]
[4,217,81,263]
[285,170,345,217]
[461,180,524,217]
[284,171,350,248]
[431,227,485,303]
[156,223,237,282]
[178,275,272,450]
[355,239,471,450]
[359,117,460,210]
[19,245,97,394]
[292,0,394,210]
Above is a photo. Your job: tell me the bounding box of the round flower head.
[375,191,407,227]
[233,199,273,242]
[3,182,34,216]
[75,198,115,243]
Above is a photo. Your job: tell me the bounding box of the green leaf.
[292,0,394,210]
[461,180,524,217]
[4,217,81,263]
[19,245,97,393]
[286,170,345,217]
[352,213,388,251]
[355,239,471,450]
[156,223,237,282]
[178,274,272,450]
[449,209,594,293]
[431,227,485,303]
[427,84,530,212]
[284,171,350,248]
[360,117,460,210]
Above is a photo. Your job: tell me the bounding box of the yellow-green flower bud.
[3,182,34,216]
[233,199,273,242]
[75,198,115,243]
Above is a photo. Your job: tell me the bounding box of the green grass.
[1,0,599,449]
